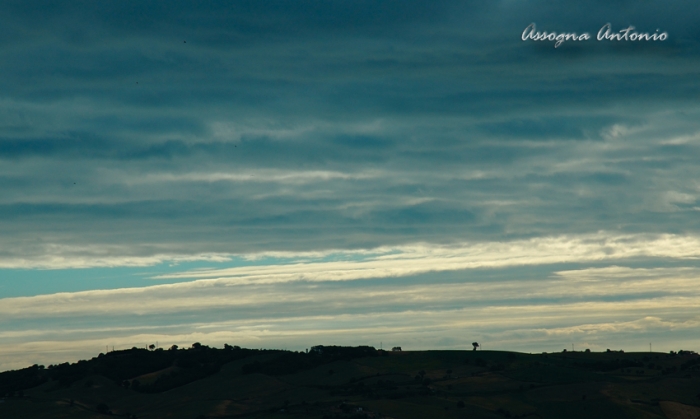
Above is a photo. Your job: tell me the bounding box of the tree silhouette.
[472,342,480,351]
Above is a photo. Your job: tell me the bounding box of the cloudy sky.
[2,0,700,370]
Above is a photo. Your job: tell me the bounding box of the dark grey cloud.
[0,0,699,262]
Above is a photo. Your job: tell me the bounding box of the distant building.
[392,346,402,352]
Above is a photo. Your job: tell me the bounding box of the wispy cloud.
[2,232,700,271]
[134,170,379,185]
[3,241,700,368]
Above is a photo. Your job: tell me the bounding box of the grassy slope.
[1,348,699,419]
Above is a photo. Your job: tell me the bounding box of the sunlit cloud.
[154,233,700,284]
[2,246,700,369]
[2,232,700,271]
[2,296,700,370]
[134,170,379,185]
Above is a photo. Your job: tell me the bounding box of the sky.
[1,0,700,371]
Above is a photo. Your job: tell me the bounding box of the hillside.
[1,344,699,419]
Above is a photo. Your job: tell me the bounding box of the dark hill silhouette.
[1,345,700,418]
[0,344,379,396]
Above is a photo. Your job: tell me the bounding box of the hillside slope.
[1,345,699,419]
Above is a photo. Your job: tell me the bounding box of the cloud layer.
[3,233,700,370]
[1,1,700,369]
[1,1,700,260]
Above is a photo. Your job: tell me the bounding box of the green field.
[1,345,699,418]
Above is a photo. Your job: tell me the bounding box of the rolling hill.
[1,344,699,419]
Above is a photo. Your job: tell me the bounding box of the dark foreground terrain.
[1,344,700,419]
